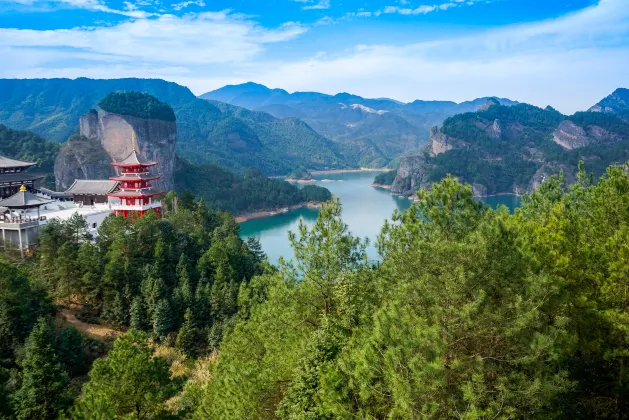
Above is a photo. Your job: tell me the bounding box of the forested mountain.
[0,124,60,187]
[390,98,629,196]
[4,166,629,418]
[0,78,375,174]
[201,82,518,157]
[589,87,629,113]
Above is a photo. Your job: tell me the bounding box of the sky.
[0,0,628,113]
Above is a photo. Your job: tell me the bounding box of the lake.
[239,171,521,264]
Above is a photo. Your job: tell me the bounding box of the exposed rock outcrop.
[429,126,457,157]
[486,119,502,140]
[478,98,500,112]
[391,155,431,196]
[552,120,590,150]
[528,162,577,192]
[54,135,114,191]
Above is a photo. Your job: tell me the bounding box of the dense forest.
[426,104,629,194]
[175,159,331,213]
[0,124,60,187]
[98,91,176,121]
[287,166,313,180]
[2,162,629,418]
[373,169,398,185]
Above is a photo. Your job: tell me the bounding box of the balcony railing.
[110,201,162,212]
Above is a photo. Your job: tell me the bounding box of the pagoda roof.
[109,173,159,182]
[108,189,162,198]
[0,172,45,184]
[65,180,119,195]
[111,150,157,167]
[0,188,54,208]
[37,187,73,199]
[0,156,37,169]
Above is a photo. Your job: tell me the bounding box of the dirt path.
[57,309,122,342]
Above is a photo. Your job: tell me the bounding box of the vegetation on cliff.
[98,91,176,121]
[175,159,331,213]
[373,169,397,185]
[287,166,313,180]
[0,124,59,186]
[3,162,629,418]
[422,104,629,195]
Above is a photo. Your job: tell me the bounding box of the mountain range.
[201,82,518,158]
[388,95,629,196]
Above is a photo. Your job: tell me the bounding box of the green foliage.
[373,169,397,185]
[287,166,313,180]
[427,103,629,194]
[98,91,176,121]
[71,330,178,419]
[194,163,629,419]
[12,317,71,420]
[0,124,59,187]
[175,158,332,213]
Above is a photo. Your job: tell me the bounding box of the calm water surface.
[240,172,521,264]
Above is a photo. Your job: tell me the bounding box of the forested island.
[2,161,629,418]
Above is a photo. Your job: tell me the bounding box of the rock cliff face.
[429,126,457,157]
[79,108,176,192]
[54,135,114,191]
[552,120,591,150]
[391,155,431,196]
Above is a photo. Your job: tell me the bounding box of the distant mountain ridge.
[200,82,518,158]
[589,88,629,114]
[0,78,375,175]
[388,96,629,197]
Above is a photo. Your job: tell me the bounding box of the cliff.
[388,102,629,197]
[391,155,431,196]
[55,91,178,192]
[79,107,177,192]
[54,135,114,190]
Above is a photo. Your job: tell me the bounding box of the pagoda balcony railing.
[110,201,162,212]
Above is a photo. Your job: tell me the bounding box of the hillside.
[589,88,629,113]
[201,82,518,157]
[390,98,629,196]
[0,124,59,187]
[0,78,365,175]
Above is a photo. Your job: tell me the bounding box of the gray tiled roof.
[37,187,73,199]
[65,180,119,195]
[0,156,37,169]
[0,172,44,183]
[0,190,53,208]
[113,150,156,166]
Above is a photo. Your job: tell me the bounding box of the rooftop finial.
[131,131,136,152]
[19,185,26,192]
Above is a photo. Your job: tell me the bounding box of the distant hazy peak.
[588,88,629,113]
[478,97,501,112]
[349,104,388,115]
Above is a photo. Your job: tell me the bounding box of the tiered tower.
[107,133,162,220]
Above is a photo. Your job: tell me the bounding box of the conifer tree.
[55,327,86,376]
[175,308,197,356]
[12,317,70,420]
[129,296,148,331]
[153,298,173,342]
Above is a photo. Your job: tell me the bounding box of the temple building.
[0,156,44,199]
[65,180,119,206]
[107,133,162,220]
[0,185,53,257]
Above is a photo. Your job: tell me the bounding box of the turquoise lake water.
[239,171,521,264]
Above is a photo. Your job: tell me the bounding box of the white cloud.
[172,0,203,11]
[0,10,308,65]
[302,0,329,10]
[1,0,628,114]
[383,0,480,15]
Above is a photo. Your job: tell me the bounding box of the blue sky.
[0,0,627,113]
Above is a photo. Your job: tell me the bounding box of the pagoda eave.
[107,191,163,199]
[109,176,160,182]
[111,162,157,168]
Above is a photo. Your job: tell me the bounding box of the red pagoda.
[107,133,162,220]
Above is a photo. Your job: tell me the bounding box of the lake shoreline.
[235,202,322,223]
[370,183,392,190]
[310,167,390,175]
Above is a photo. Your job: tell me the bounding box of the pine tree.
[129,296,148,331]
[56,327,86,376]
[246,236,266,261]
[175,308,198,357]
[101,291,128,327]
[12,317,70,419]
[207,322,223,352]
[153,299,173,343]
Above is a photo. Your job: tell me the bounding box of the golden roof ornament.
[19,184,26,192]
